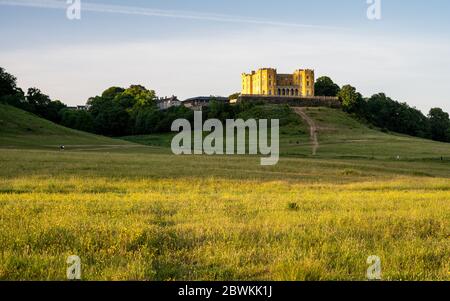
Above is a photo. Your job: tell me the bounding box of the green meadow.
[0,104,449,280]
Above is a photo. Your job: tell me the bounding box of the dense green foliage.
[428,108,450,142]
[363,93,431,138]
[334,82,450,142]
[314,76,341,97]
[26,88,67,123]
[59,109,95,133]
[338,85,365,114]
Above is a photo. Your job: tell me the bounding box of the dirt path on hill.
[293,107,319,155]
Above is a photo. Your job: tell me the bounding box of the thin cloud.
[0,0,346,30]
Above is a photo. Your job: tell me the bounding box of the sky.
[0,0,449,113]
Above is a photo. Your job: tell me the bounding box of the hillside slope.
[123,105,450,160]
[289,107,450,160]
[0,104,133,151]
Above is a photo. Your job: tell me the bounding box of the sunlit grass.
[1,176,448,280]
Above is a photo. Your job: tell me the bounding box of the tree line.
[315,76,450,142]
[0,67,195,136]
[0,67,256,137]
[1,66,450,142]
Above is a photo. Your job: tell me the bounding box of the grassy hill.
[0,104,136,151]
[122,105,450,160]
[287,107,450,160]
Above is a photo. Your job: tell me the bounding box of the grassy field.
[0,104,449,280]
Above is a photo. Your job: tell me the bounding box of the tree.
[133,106,161,135]
[59,109,94,133]
[0,67,25,107]
[26,87,51,108]
[315,76,340,97]
[26,87,52,118]
[87,85,159,136]
[124,85,156,108]
[46,100,67,123]
[364,93,431,138]
[207,99,233,121]
[101,87,125,99]
[338,85,364,113]
[87,90,128,136]
[24,88,67,122]
[428,108,450,142]
[1,88,25,108]
[0,67,18,98]
[156,106,193,133]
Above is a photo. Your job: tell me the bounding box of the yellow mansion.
[242,68,315,97]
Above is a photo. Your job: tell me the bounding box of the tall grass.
[1,176,448,280]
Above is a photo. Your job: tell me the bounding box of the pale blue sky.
[1,0,449,113]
